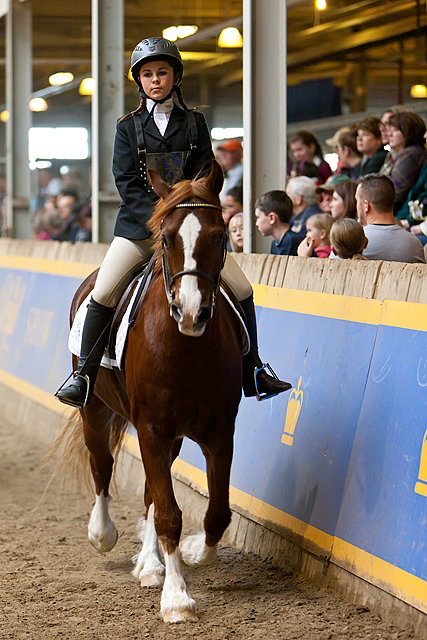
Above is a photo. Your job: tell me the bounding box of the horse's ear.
[148,169,172,200]
[205,159,224,198]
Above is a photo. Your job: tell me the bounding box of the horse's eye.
[215,233,225,246]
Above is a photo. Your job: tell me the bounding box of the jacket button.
[160,142,166,150]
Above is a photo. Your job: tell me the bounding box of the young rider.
[56,37,291,408]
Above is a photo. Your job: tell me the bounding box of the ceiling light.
[162,25,198,41]
[49,72,74,86]
[79,78,95,96]
[218,27,243,48]
[0,110,9,122]
[29,98,48,112]
[410,84,427,99]
[316,0,327,9]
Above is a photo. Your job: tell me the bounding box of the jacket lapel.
[163,106,186,141]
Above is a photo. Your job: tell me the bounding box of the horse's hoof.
[180,534,217,567]
[163,609,199,623]
[139,572,165,587]
[88,526,118,553]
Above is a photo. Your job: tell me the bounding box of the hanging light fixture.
[79,78,95,96]
[410,84,427,98]
[0,110,9,122]
[29,98,48,112]
[49,72,74,86]
[217,27,243,48]
[316,0,327,9]
[162,25,198,41]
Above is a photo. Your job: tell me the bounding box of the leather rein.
[161,202,227,319]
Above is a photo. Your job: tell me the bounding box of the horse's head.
[149,160,226,337]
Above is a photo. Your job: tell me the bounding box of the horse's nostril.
[197,307,211,326]
[171,303,182,323]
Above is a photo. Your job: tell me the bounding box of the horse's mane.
[149,175,222,253]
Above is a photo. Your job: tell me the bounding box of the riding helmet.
[131,37,183,89]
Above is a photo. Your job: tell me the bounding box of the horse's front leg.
[136,427,197,623]
[132,495,165,586]
[82,397,119,552]
[180,429,233,567]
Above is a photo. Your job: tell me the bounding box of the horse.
[57,160,243,623]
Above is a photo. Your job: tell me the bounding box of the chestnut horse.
[59,161,243,622]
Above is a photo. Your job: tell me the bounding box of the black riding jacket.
[112,105,214,240]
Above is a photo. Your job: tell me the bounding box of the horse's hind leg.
[180,430,233,567]
[132,439,183,587]
[82,396,120,552]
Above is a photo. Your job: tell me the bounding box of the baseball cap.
[217,139,243,153]
[316,174,350,193]
[325,127,350,148]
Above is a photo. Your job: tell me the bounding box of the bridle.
[161,202,227,321]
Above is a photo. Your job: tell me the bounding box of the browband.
[175,203,222,211]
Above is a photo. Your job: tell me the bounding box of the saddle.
[68,254,249,370]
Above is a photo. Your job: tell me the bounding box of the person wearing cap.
[316,174,350,213]
[325,127,350,176]
[56,36,291,409]
[217,139,243,204]
[337,128,362,180]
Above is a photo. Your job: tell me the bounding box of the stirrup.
[54,372,91,409]
[254,363,281,401]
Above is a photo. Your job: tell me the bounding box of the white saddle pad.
[68,286,250,371]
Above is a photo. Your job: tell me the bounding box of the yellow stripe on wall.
[0,368,73,417]
[332,537,427,614]
[0,255,98,279]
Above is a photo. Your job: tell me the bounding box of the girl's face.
[139,60,175,101]
[290,140,315,163]
[229,215,244,250]
[330,191,345,220]
[223,195,242,225]
[388,126,406,153]
[305,219,325,248]
[357,129,380,156]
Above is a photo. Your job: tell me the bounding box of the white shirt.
[146,98,174,136]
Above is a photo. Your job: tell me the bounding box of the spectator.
[56,189,80,242]
[330,180,358,220]
[297,213,333,258]
[380,111,427,211]
[228,213,244,252]
[398,129,427,243]
[316,174,350,214]
[330,218,368,260]
[289,131,332,184]
[286,176,322,243]
[337,128,362,179]
[356,174,425,263]
[74,197,92,243]
[325,127,350,175]
[217,139,243,204]
[254,189,298,255]
[354,117,387,179]
[222,185,243,226]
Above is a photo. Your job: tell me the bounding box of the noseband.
[161,202,227,320]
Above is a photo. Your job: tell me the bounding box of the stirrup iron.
[254,363,280,401]
[54,372,91,409]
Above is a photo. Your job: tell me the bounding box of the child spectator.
[337,128,362,179]
[297,213,333,258]
[289,131,332,184]
[222,185,243,225]
[254,189,299,255]
[330,218,368,260]
[228,213,244,252]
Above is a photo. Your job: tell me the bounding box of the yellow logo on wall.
[415,428,427,497]
[282,377,303,446]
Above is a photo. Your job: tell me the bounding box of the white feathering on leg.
[161,547,198,623]
[180,533,217,567]
[88,493,118,552]
[131,504,165,586]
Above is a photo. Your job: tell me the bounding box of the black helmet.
[131,37,183,89]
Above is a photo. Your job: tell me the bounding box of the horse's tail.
[42,409,128,496]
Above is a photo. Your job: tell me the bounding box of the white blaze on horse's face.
[176,212,205,336]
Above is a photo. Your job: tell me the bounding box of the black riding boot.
[55,297,115,408]
[240,294,292,401]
